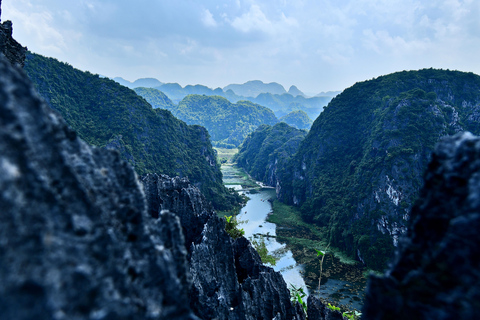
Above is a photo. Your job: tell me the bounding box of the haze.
[3,0,479,94]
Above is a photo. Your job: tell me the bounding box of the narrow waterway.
[221,163,366,312]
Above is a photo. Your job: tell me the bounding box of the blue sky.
[3,0,480,94]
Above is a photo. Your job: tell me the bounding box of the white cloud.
[231,4,273,34]
[202,9,217,27]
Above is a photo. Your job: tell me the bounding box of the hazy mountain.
[223,80,287,98]
[288,85,304,97]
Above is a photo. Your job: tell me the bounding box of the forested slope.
[276,69,480,270]
[24,52,240,210]
[171,94,279,148]
[235,122,307,187]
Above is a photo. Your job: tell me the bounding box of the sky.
[2,0,480,94]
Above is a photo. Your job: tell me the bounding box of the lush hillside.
[170,94,279,148]
[24,52,240,210]
[235,122,307,187]
[133,87,175,110]
[276,69,480,270]
[279,110,313,130]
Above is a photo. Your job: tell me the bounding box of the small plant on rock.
[315,243,330,290]
[327,303,340,312]
[225,215,245,239]
[289,284,307,315]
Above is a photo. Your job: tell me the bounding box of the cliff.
[277,69,480,270]
[363,132,480,319]
[0,1,27,67]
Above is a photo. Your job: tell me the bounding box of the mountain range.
[113,77,337,120]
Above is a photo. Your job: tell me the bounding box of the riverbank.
[268,200,367,311]
[217,159,367,312]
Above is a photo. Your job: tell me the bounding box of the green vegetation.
[279,110,313,130]
[133,87,175,110]
[289,284,307,315]
[214,147,239,164]
[224,215,245,239]
[24,52,240,210]
[316,244,330,290]
[343,310,362,320]
[278,68,480,270]
[268,201,356,265]
[235,122,307,186]
[251,236,277,265]
[327,303,341,312]
[172,95,279,148]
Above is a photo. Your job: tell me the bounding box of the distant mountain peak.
[223,80,286,98]
[112,77,163,89]
[288,85,304,97]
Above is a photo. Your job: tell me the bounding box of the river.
[221,163,366,312]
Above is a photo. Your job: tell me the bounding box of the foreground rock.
[363,132,480,319]
[0,53,199,318]
[142,174,300,320]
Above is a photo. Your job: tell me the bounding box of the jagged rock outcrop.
[0,4,27,67]
[363,132,480,319]
[307,296,344,320]
[142,174,300,320]
[0,53,197,319]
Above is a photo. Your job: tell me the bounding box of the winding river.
[222,163,366,311]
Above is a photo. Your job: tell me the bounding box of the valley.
[219,153,366,312]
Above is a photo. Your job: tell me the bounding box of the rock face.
[0,6,27,67]
[142,173,300,320]
[0,53,197,319]
[363,132,480,319]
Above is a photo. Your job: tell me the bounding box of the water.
[236,188,307,292]
[221,164,366,311]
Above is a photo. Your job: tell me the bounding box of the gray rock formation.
[0,5,27,67]
[363,132,480,319]
[307,296,344,320]
[142,173,300,320]
[0,53,197,319]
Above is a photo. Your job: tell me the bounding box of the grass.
[268,201,358,265]
[214,147,239,163]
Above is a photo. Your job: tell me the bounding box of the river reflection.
[236,188,307,292]
[221,164,366,311]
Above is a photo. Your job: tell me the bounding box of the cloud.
[3,0,480,93]
[202,9,217,27]
[231,4,272,34]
